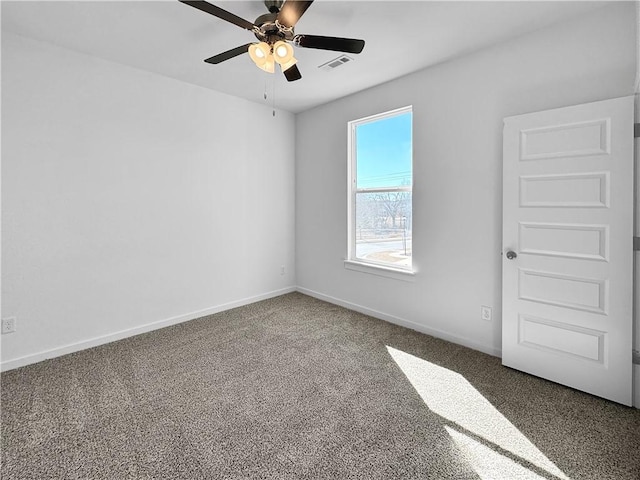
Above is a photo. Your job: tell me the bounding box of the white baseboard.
[0,287,296,372]
[634,364,640,409]
[295,288,640,408]
[5,283,632,408]
[296,287,502,358]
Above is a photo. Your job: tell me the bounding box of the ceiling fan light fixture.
[273,40,294,65]
[258,54,276,73]
[248,42,271,66]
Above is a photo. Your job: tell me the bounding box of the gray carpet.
[1,292,639,479]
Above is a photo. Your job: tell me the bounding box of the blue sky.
[356,111,412,189]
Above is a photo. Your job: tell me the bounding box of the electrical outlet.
[480,306,492,322]
[280,265,285,275]
[2,317,17,334]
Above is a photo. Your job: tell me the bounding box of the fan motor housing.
[253,12,294,42]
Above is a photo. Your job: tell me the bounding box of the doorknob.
[506,250,517,260]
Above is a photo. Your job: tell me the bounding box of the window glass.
[349,107,413,271]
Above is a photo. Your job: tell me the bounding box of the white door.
[502,96,634,406]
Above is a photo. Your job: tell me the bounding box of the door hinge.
[635,237,640,251]
[633,350,640,365]
[635,123,640,138]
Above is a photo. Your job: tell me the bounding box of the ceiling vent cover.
[319,55,354,72]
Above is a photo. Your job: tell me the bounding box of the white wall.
[1,32,296,369]
[295,3,637,357]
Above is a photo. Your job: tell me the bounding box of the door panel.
[519,172,609,208]
[517,315,604,362]
[502,96,634,406]
[518,222,608,260]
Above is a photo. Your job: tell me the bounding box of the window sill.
[344,260,416,282]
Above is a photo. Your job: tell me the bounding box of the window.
[347,106,413,275]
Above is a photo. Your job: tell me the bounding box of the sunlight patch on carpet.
[386,346,570,480]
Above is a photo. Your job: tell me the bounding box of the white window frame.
[346,105,414,279]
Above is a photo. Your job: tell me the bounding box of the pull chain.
[272,74,276,117]
[263,75,276,117]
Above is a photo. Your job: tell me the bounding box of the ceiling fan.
[179,0,365,82]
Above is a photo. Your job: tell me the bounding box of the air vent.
[318,55,353,72]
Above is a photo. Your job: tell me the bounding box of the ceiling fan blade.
[180,1,256,31]
[283,64,302,82]
[277,0,314,28]
[204,43,253,64]
[294,35,365,54]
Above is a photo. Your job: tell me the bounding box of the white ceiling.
[2,1,608,113]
